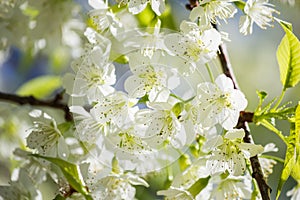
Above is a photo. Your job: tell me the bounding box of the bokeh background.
[0,0,299,199]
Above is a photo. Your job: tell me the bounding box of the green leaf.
[276,103,300,199]
[30,154,92,200]
[187,176,210,198]
[16,75,62,98]
[291,102,300,180]
[276,125,297,199]
[277,24,300,90]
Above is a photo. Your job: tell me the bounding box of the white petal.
[126,174,149,187]
[124,76,146,98]
[263,143,278,153]
[203,135,223,150]
[150,87,170,102]
[88,0,108,9]
[57,137,69,159]
[70,106,90,118]
[225,129,245,140]
[239,15,253,35]
[151,0,165,15]
[215,74,234,91]
[239,143,264,158]
[189,6,203,22]
[219,109,239,130]
[62,73,75,95]
[164,33,186,55]
[128,0,148,15]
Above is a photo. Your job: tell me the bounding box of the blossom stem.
[205,63,215,83]
[260,155,285,164]
[170,93,195,103]
[0,91,73,121]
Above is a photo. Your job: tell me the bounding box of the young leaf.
[291,102,300,180]
[16,75,62,98]
[276,121,298,199]
[30,154,92,200]
[277,24,300,90]
[276,130,296,199]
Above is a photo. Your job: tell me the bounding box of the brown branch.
[0,91,73,121]
[237,114,271,200]
[213,24,271,200]
[212,23,239,89]
[186,0,199,10]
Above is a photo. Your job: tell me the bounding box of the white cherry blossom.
[72,92,138,144]
[63,28,116,102]
[88,0,124,37]
[205,129,264,176]
[209,175,252,200]
[158,159,210,200]
[287,184,300,200]
[107,127,152,155]
[117,0,165,16]
[124,19,165,58]
[239,0,279,35]
[0,168,41,200]
[124,52,179,101]
[72,60,116,101]
[189,0,237,26]
[259,143,278,177]
[70,106,106,144]
[85,162,148,200]
[157,187,194,200]
[135,101,185,149]
[92,92,138,129]
[26,110,69,159]
[164,21,222,65]
[191,74,247,130]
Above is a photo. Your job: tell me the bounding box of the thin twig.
[237,116,271,200]
[186,0,199,10]
[0,91,73,121]
[213,25,271,200]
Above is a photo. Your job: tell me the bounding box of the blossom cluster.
[1,0,295,200]
[0,0,83,60]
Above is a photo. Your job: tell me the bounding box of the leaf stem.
[272,90,286,111]
[260,119,288,145]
